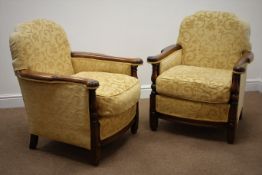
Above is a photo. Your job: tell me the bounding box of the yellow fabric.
[156,65,232,103]
[72,57,131,75]
[156,95,230,122]
[100,105,136,140]
[159,49,182,74]
[237,71,247,123]
[18,78,91,149]
[9,19,74,75]
[178,11,251,69]
[73,72,140,116]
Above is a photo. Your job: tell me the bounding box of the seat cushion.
[73,72,140,116]
[156,95,230,122]
[156,65,232,103]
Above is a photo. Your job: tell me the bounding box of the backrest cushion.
[177,11,251,69]
[10,19,74,75]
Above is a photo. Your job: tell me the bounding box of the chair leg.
[239,108,243,120]
[227,123,236,144]
[150,112,158,131]
[29,134,38,149]
[150,90,158,131]
[131,115,139,134]
[91,147,101,166]
[131,103,139,134]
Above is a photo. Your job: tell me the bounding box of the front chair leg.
[150,90,158,131]
[227,123,236,144]
[91,147,101,166]
[29,134,38,149]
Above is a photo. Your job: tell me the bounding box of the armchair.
[147,11,253,143]
[9,19,143,165]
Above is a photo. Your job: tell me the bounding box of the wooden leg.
[239,108,243,120]
[227,123,236,144]
[150,112,158,131]
[29,134,38,149]
[150,91,158,131]
[91,147,101,166]
[131,103,139,134]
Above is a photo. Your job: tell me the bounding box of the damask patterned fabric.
[18,78,91,149]
[178,11,251,69]
[159,49,182,74]
[73,72,140,116]
[72,57,131,75]
[156,65,232,103]
[156,95,230,122]
[100,105,136,140]
[237,72,247,123]
[9,19,74,75]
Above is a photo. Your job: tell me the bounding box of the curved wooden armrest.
[147,44,182,63]
[233,51,254,73]
[71,51,143,65]
[16,70,99,89]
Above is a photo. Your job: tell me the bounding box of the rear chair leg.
[131,103,139,134]
[29,134,38,149]
[239,108,243,120]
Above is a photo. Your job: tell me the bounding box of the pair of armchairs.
[9,11,253,165]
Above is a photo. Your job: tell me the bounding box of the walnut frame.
[18,53,142,165]
[148,44,254,144]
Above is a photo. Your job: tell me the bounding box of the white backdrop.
[0,0,262,107]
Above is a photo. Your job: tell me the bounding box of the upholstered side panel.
[18,78,91,149]
[159,50,182,74]
[237,71,247,123]
[178,11,251,69]
[73,72,140,116]
[156,95,230,122]
[156,65,232,103]
[9,19,74,75]
[71,57,131,75]
[100,105,136,140]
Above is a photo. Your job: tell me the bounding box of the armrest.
[233,51,254,73]
[71,51,143,65]
[16,70,99,89]
[147,44,182,63]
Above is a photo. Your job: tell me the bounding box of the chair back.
[177,11,251,69]
[10,19,74,75]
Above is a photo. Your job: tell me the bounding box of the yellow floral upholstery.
[100,105,136,140]
[237,72,247,122]
[73,72,140,116]
[156,65,232,103]
[9,19,74,75]
[178,11,251,69]
[159,49,182,74]
[156,95,230,122]
[18,78,91,149]
[72,57,131,75]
